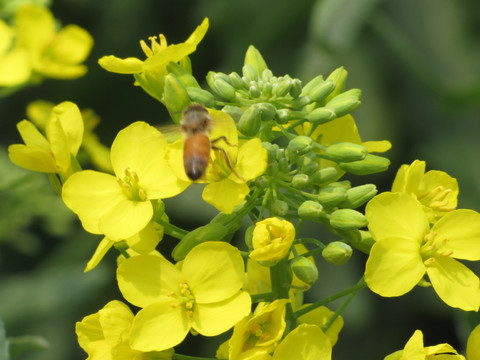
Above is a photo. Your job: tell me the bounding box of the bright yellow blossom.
[116,242,251,351]
[8,101,83,178]
[229,299,289,360]
[249,218,295,264]
[392,159,458,221]
[14,4,93,80]
[167,108,267,213]
[365,192,480,311]
[62,121,189,240]
[270,324,332,360]
[467,324,480,360]
[297,305,343,347]
[384,329,464,360]
[98,18,208,102]
[76,300,173,360]
[0,19,30,86]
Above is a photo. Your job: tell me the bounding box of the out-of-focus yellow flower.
[98,18,208,102]
[116,242,251,351]
[167,108,267,213]
[249,218,295,264]
[8,101,83,178]
[297,306,343,347]
[392,159,458,222]
[467,324,480,360]
[0,19,30,86]
[384,329,464,360]
[76,300,173,360]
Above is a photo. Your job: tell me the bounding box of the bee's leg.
[211,144,245,182]
[211,135,237,147]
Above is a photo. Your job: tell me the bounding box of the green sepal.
[324,66,348,103]
[322,241,352,265]
[213,76,236,100]
[237,105,261,136]
[242,63,258,81]
[171,223,230,261]
[298,200,323,218]
[310,166,341,186]
[350,230,375,254]
[290,256,319,285]
[339,184,377,209]
[186,87,215,107]
[272,199,289,217]
[317,184,347,208]
[163,74,191,124]
[325,142,367,162]
[309,79,336,103]
[306,107,336,124]
[287,136,313,155]
[325,88,361,117]
[166,61,200,89]
[292,174,310,189]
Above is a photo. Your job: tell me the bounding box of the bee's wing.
[156,124,183,143]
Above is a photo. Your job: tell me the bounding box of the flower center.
[417,186,454,212]
[140,34,167,57]
[168,282,196,319]
[242,315,273,351]
[420,230,453,262]
[117,167,146,201]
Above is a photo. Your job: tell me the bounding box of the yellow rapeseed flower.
[391,159,458,222]
[249,218,295,264]
[116,242,251,351]
[365,192,480,311]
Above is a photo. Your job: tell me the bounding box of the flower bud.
[287,136,313,155]
[325,89,361,117]
[244,224,255,250]
[322,241,352,265]
[257,102,277,121]
[214,76,236,100]
[163,74,191,124]
[299,154,319,175]
[263,142,280,162]
[172,223,229,261]
[301,75,324,96]
[317,183,348,207]
[340,184,377,209]
[242,63,258,81]
[292,173,310,189]
[291,96,312,109]
[311,167,341,185]
[339,154,390,175]
[228,71,246,89]
[309,79,336,103]
[262,68,274,82]
[255,175,270,189]
[237,105,261,136]
[291,256,319,285]
[289,78,302,98]
[244,45,268,78]
[329,209,368,230]
[222,105,243,122]
[272,200,289,217]
[325,142,367,163]
[324,66,348,102]
[249,84,262,98]
[273,79,292,97]
[186,87,215,107]
[276,109,292,123]
[306,107,336,124]
[350,230,375,254]
[298,200,323,218]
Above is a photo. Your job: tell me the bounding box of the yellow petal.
[202,179,249,213]
[272,324,331,360]
[16,120,49,148]
[47,101,84,158]
[126,222,161,254]
[130,302,189,352]
[117,254,183,308]
[85,237,114,272]
[183,242,245,303]
[185,18,209,46]
[8,144,56,173]
[50,24,93,64]
[362,140,391,153]
[366,192,429,242]
[98,300,134,346]
[391,160,425,194]
[193,291,251,336]
[298,306,343,346]
[425,256,480,311]
[466,324,480,360]
[401,330,426,360]
[433,209,480,260]
[14,4,55,52]
[365,237,425,297]
[234,138,267,182]
[0,48,31,86]
[98,55,144,74]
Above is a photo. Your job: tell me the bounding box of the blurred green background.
[1,0,480,358]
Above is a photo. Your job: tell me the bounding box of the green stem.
[294,277,367,318]
[156,218,188,239]
[270,258,297,331]
[322,279,360,333]
[250,292,277,303]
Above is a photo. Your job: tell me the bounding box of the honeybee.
[180,103,243,181]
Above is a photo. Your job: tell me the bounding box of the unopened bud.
[273,79,292,97]
[166,61,200,88]
[291,256,319,285]
[276,109,292,124]
[272,200,289,217]
[255,175,270,189]
[340,184,377,209]
[238,105,261,136]
[172,223,229,260]
[317,185,347,208]
[186,87,215,107]
[214,76,236,100]
[311,167,341,185]
[292,174,310,189]
[299,154,319,175]
[350,230,375,254]
[309,79,336,103]
[244,45,268,78]
[291,96,312,109]
[249,84,262,98]
[325,66,348,102]
[222,105,243,122]
[306,107,336,124]
[228,72,246,89]
[339,154,390,175]
[287,136,313,155]
[325,89,361,117]
[329,209,368,230]
[262,142,280,162]
[325,142,367,163]
[242,63,258,81]
[289,79,302,98]
[163,74,191,124]
[298,200,323,218]
[257,102,277,121]
[244,224,255,250]
[262,68,274,82]
[322,241,352,265]
[301,75,325,96]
